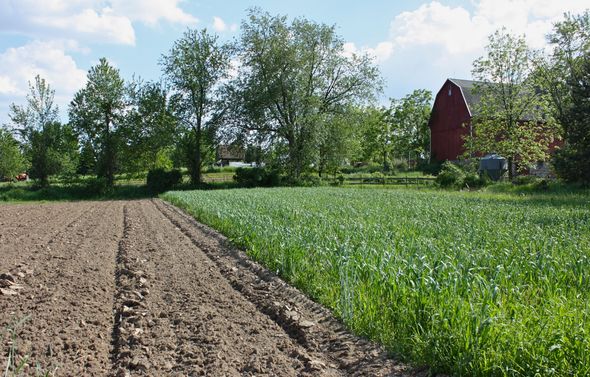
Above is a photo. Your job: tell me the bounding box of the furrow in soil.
[153,199,412,377]
[0,201,123,376]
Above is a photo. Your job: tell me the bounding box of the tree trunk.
[104,113,115,187]
[508,157,514,180]
[192,125,202,184]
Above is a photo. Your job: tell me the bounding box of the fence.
[339,176,436,186]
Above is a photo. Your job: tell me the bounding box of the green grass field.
[163,187,590,376]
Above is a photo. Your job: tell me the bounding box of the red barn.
[428,78,479,161]
[429,78,561,172]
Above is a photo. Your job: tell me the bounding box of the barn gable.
[428,78,473,161]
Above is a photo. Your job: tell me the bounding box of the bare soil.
[1,199,416,376]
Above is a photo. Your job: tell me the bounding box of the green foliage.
[146,168,182,193]
[0,128,25,180]
[164,187,590,376]
[8,75,59,142]
[389,89,433,162]
[122,81,179,173]
[225,8,381,179]
[553,146,590,185]
[466,29,560,178]
[233,167,280,187]
[541,11,590,184]
[5,75,75,185]
[436,162,466,188]
[29,122,79,185]
[418,160,443,176]
[69,58,127,187]
[77,141,96,175]
[161,28,231,184]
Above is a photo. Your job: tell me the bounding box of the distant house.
[216,145,246,166]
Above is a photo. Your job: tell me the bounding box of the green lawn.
[163,187,590,376]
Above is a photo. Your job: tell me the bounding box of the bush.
[512,175,541,186]
[436,162,466,188]
[147,168,182,193]
[234,167,280,187]
[553,147,590,185]
[418,160,443,175]
[391,158,409,172]
[463,172,490,189]
[84,177,111,196]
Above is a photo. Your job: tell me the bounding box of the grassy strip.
[163,187,590,376]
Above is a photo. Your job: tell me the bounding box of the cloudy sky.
[1,0,588,124]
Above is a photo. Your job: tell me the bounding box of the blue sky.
[1,0,588,124]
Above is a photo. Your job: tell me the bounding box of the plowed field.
[0,200,411,376]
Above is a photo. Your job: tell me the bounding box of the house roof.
[217,145,245,160]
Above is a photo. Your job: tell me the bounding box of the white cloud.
[341,41,393,63]
[369,0,589,101]
[110,0,198,26]
[212,16,237,33]
[0,40,87,121]
[0,0,197,45]
[33,7,136,45]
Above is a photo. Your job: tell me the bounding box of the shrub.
[234,167,280,187]
[418,160,443,175]
[512,175,540,186]
[84,177,111,196]
[463,172,490,189]
[553,145,590,185]
[147,168,182,193]
[436,162,465,188]
[392,158,409,172]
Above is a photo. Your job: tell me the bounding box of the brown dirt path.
[1,200,414,376]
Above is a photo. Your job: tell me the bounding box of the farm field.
[163,187,590,376]
[0,200,406,376]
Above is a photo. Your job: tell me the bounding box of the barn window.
[448,86,452,96]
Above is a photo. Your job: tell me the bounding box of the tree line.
[0,8,432,188]
[1,8,589,187]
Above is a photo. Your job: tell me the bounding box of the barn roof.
[448,78,484,116]
[448,78,542,121]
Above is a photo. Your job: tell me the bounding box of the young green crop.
[163,187,590,376]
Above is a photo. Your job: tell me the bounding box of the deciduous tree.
[226,9,381,179]
[389,89,433,166]
[161,29,231,184]
[0,128,24,180]
[539,11,590,183]
[6,75,75,185]
[69,58,127,187]
[465,29,559,179]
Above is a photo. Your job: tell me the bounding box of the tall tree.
[29,122,79,183]
[465,29,559,179]
[539,11,590,183]
[389,89,433,165]
[122,80,179,173]
[8,75,59,142]
[69,58,127,187]
[0,128,25,180]
[225,9,381,179]
[6,75,70,185]
[317,107,364,177]
[360,106,393,171]
[161,29,231,184]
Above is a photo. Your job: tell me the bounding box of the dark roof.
[217,145,245,160]
[448,78,543,121]
[448,78,485,116]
